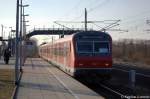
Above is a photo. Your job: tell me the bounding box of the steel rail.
[99,83,129,99]
[113,68,150,78]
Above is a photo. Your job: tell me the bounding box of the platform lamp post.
[20,4,29,72]
[22,5,29,37]
[9,27,12,55]
[22,17,29,35]
[24,24,29,33]
[11,29,16,56]
[1,25,7,40]
[15,0,20,85]
[22,6,29,39]
[19,0,23,73]
[22,23,29,66]
[22,16,29,68]
[1,24,4,40]
[0,24,4,59]
[23,20,29,37]
[9,27,12,38]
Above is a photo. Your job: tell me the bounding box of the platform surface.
[17,58,104,99]
[0,57,15,69]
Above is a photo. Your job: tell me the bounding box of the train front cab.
[73,31,112,79]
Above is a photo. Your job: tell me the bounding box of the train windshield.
[76,41,110,56]
[77,42,93,53]
[94,42,109,53]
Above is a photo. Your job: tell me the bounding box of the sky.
[0,0,150,44]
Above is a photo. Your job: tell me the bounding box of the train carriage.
[39,31,112,77]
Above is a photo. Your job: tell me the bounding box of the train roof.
[73,31,111,37]
[40,31,111,47]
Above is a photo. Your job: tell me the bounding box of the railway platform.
[16,58,104,99]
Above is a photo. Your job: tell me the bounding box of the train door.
[63,43,67,66]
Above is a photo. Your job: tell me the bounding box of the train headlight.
[79,63,83,66]
[105,63,109,66]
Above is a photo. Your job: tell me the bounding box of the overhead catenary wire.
[122,10,150,23]
[71,0,150,27]
[91,20,129,33]
[71,0,111,21]
[88,0,111,13]
[54,20,116,24]
[105,29,128,32]
[69,0,150,34]
[54,21,72,30]
[56,0,124,32]
[92,20,121,31]
[62,1,150,36]
[63,0,82,18]
[103,20,120,27]
[117,10,150,30]
[54,19,121,32]
[92,23,103,29]
[64,0,98,21]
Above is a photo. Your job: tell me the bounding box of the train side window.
[70,42,71,52]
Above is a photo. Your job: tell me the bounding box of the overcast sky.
[0,0,150,43]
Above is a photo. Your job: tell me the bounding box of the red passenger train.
[39,31,112,77]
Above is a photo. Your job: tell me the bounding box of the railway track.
[76,65,150,98]
[99,82,150,99]
[112,66,150,96]
[113,67,150,78]
[112,67,150,87]
[98,83,128,99]
[76,74,135,99]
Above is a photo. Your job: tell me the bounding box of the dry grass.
[0,69,15,99]
[113,39,150,68]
